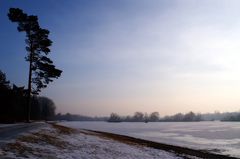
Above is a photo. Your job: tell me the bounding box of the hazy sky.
[1,0,240,116]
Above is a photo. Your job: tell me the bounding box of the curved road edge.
[0,122,46,147]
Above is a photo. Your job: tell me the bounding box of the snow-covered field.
[60,121,240,158]
[0,124,183,159]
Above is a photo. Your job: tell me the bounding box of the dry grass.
[2,123,77,157]
[52,123,77,134]
[4,142,34,155]
[78,129,143,147]
[18,131,67,149]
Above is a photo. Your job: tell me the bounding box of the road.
[0,122,45,146]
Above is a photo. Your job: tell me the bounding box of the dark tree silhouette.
[149,112,160,122]
[37,96,56,120]
[0,70,12,123]
[108,113,121,122]
[0,70,10,90]
[0,69,57,123]
[8,8,62,122]
[132,112,144,122]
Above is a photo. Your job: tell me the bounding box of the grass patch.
[18,131,67,149]
[52,124,77,134]
[1,124,79,158]
[4,142,33,154]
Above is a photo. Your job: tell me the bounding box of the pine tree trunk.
[27,42,33,123]
[27,61,32,122]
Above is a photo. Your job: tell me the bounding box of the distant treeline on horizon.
[55,111,240,122]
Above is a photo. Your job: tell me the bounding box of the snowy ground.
[0,124,184,159]
[60,121,240,158]
[0,124,23,128]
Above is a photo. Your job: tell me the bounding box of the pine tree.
[8,8,62,122]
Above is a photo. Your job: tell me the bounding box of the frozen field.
[60,121,240,158]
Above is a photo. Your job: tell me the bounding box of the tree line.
[38,110,240,122]
[0,70,56,123]
[221,112,240,121]
[108,111,240,122]
[55,113,108,121]
[53,111,240,122]
[161,111,202,122]
[108,111,202,122]
[108,112,161,122]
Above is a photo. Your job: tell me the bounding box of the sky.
[1,0,240,116]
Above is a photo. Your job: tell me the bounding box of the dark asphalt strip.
[0,123,45,146]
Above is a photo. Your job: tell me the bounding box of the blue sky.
[1,0,240,116]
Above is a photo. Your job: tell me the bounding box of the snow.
[59,121,240,158]
[0,124,183,159]
[0,123,22,128]
[0,122,44,128]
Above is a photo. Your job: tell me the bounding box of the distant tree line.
[221,112,240,121]
[108,111,240,122]
[55,113,108,121]
[53,110,240,122]
[108,112,160,122]
[0,70,56,123]
[161,111,202,122]
[108,111,203,122]
[201,111,240,121]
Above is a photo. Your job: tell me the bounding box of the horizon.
[1,0,240,116]
[57,110,240,118]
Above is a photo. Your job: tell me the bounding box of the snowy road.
[0,122,45,146]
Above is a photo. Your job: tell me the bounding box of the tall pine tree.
[8,8,62,122]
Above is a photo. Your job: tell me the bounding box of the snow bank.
[0,124,183,159]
